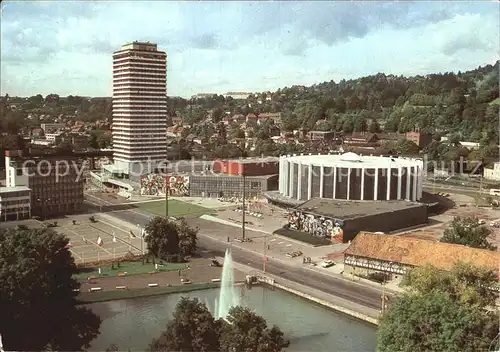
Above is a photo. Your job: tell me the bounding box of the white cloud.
[1,2,498,97]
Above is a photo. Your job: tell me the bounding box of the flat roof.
[0,186,31,194]
[190,173,277,180]
[284,153,421,168]
[217,157,279,164]
[295,198,425,220]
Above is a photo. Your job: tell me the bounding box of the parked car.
[320,260,334,268]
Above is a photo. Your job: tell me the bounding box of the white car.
[320,260,334,268]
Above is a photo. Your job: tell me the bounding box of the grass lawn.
[274,227,332,246]
[73,260,186,280]
[136,199,213,218]
[489,97,500,105]
[77,282,219,304]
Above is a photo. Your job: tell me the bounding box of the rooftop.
[284,153,421,168]
[217,157,280,164]
[296,198,425,220]
[191,173,278,180]
[345,232,500,272]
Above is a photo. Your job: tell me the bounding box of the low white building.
[484,162,500,181]
[0,186,31,221]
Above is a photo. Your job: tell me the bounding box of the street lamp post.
[137,224,144,255]
[165,176,169,219]
[381,261,393,314]
[241,173,246,241]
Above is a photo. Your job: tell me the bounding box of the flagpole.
[113,247,116,261]
[97,250,100,263]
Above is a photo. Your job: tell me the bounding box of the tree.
[97,133,112,148]
[0,227,101,351]
[220,306,288,352]
[89,133,99,149]
[402,262,499,308]
[377,291,498,352]
[148,297,220,352]
[144,217,181,261]
[368,120,381,133]
[441,216,496,250]
[378,262,499,352]
[177,219,198,259]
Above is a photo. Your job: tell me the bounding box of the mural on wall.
[140,174,190,196]
[166,176,190,196]
[140,174,165,196]
[288,210,344,242]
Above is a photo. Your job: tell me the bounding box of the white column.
[281,160,286,196]
[333,167,337,198]
[412,166,418,201]
[346,168,351,200]
[386,167,391,200]
[319,166,324,198]
[307,164,312,199]
[281,158,286,193]
[406,166,411,200]
[374,168,379,200]
[417,164,424,199]
[397,167,402,199]
[360,167,365,200]
[297,163,302,200]
[279,157,283,193]
[288,162,294,197]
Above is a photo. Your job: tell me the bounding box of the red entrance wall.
[213,160,279,176]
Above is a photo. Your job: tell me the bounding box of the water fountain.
[216,248,241,319]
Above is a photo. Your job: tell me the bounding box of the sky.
[1,1,499,98]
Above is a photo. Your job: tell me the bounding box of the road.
[87,199,387,310]
[423,181,486,194]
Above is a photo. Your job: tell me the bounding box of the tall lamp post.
[241,170,246,241]
[381,261,393,314]
[165,175,169,219]
[137,224,145,255]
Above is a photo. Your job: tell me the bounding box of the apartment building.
[5,150,84,218]
[111,41,168,175]
[0,186,31,221]
[41,123,66,132]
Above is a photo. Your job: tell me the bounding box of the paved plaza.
[55,215,145,264]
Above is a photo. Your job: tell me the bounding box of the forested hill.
[166,60,499,143]
[273,60,499,140]
[2,61,499,146]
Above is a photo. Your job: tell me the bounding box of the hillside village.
[1,61,498,170]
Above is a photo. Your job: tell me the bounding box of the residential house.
[31,128,44,138]
[405,131,433,149]
[259,112,282,125]
[484,162,500,181]
[307,130,337,141]
[223,92,252,100]
[171,116,183,125]
[166,126,184,138]
[41,123,65,132]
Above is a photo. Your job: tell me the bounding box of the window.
[251,182,260,189]
[16,168,23,176]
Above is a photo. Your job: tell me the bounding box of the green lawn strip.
[136,199,214,218]
[273,227,331,246]
[77,282,219,304]
[489,97,500,105]
[73,261,186,280]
